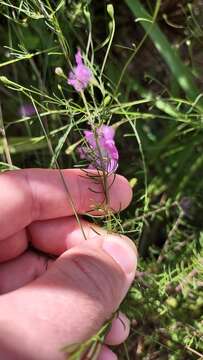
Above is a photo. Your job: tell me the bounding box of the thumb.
[0,234,137,360]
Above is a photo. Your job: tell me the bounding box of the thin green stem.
[125,0,203,109]
[115,0,161,95]
[32,99,87,241]
[100,4,115,79]
[0,103,12,167]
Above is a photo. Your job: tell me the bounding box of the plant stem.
[125,0,203,109]
[0,103,12,167]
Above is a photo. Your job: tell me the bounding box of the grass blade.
[125,0,203,108]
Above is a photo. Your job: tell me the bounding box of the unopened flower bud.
[55,67,65,77]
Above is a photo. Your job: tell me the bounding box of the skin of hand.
[0,169,137,360]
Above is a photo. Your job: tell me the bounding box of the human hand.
[0,169,137,360]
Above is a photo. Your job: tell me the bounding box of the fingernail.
[102,235,137,274]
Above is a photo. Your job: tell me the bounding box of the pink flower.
[68,48,92,92]
[18,104,35,117]
[79,125,119,173]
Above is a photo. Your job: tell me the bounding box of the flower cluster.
[68,50,119,172]
[79,125,119,173]
[68,48,92,92]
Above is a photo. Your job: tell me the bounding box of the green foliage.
[125,0,203,108]
[0,0,202,358]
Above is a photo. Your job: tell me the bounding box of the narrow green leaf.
[125,0,203,108]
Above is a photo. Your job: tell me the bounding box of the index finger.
[0,168,132,241]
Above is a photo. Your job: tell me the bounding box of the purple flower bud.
[68,48,92,92]
[78,125,119,173]
[18,104,35,117]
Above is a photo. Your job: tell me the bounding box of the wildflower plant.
[78,125,119,173]
[0,0,203,359]
[68,48,92,92]
[66,44,120,226]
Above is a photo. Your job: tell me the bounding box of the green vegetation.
[0,0,202,358]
